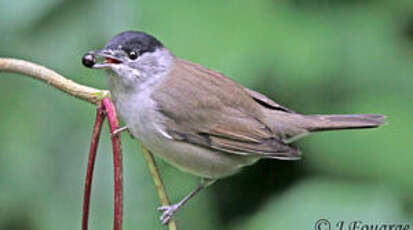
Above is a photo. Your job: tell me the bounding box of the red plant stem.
[102,98,123,230]
[82,103,106,230]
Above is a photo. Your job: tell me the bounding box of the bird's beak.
[88,49,124,69]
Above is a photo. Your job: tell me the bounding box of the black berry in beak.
[82,53,96,68]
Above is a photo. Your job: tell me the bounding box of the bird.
[83,30,385,224]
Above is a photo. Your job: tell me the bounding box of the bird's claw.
[158,204,179,225]
[111,126,135,139]
[111,126,129,137]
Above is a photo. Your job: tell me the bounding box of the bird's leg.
[158,178,215,225]
[111,126,128,136]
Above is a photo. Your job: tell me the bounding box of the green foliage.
[1,0,412,229]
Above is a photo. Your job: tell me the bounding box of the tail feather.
[304,114,386,132]
[263,110,386,142]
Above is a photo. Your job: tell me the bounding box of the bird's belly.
[131,116,258,179]
[113,91,258,179]
[143,137,259,179]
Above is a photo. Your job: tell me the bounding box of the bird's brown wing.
[151,58,300,160]
[243,87,295,113]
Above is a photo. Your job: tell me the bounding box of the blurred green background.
[1,0,412,229]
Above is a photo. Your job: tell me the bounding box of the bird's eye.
[128,51,138,60]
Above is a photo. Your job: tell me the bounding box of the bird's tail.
[264,111,386,142]
[302,114,386,131]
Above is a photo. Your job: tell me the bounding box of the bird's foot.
[158,204,180,225]
[112,126,135,139]
[111,126,129,137]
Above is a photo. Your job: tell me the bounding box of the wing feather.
[151,58,300,160]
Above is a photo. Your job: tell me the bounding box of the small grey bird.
[84,31,385,224]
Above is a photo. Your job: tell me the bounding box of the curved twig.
[0,57,176,229]
[83,104,106,230]
[0,58,108,104]
[102,98,124,230]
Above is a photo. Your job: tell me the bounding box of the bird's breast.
[111,88,159,140]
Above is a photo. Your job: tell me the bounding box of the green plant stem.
[140,144,178,230]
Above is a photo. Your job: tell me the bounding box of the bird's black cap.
[105,31,163,55]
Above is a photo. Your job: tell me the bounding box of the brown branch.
[0,57,176,229]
